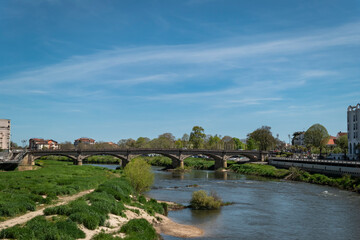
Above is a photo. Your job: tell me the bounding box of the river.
[89,164,360,240]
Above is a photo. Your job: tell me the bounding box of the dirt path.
[0,189,95,230]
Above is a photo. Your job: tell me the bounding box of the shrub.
[124,159,154,193]
[190,190,222,210]
[120,218,157,240]
[0,216,84,240]
[92,232,122,240]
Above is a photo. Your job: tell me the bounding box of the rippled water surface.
[90,164,360,240]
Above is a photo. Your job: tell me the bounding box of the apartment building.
[348,104,360,160]
[0,119,10,151]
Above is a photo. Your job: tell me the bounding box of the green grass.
[44,178,131,230]
[231,164,360,193]
[39,155,121,164]
[0,160,117,220]
[184,158,214,170]
[230,163,289,178]
[120,219,158,240]
[91,219,158,240]
[0,216,85,240]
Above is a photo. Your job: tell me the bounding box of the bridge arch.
[80,153,127,165]
[127,152,181,168]
[32,153,77,162]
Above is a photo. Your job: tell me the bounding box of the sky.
[0,0,359,145]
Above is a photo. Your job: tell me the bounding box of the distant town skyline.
[1,0,359,144]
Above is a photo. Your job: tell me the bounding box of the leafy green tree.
[207,135,222,149]
[246,137,259,150]
[150,133,175,148]
[233,137,245,150]
[304,124,329,157]
[135,137,150,148]
[124,158,154,193]
[189,126,206,149]
[335,135,348,159]
[247,126,276,151]
[174,139,183,149]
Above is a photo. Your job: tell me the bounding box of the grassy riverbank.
[230,163,360,193]
[0,177,166,240]
[0,158,202,240]
[0,160,117,221]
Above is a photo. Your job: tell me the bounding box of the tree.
[59,141,75,150]
[233,137,245,150]
[150,133,175,148]
[207,135,222,149]
[174,139,183,149]
[304,124,329,157]
[247,126,276,151]
[181,134,190,148]
[124,158,154,193]
[10,141,19,149]
[189,126,206,149]
[246,137,259,150]
[335,135,348,159]
[135,137,150,148]
[222,136,234,150]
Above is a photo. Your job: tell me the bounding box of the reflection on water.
[88,164,360,240]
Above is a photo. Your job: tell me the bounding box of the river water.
[89,164,360,240]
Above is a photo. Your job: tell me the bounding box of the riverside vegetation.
[0,160,167,240]
[230,164,360,193]
[0,160,116,221]
[38,155,360,194]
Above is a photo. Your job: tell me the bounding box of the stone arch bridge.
[20,149,267,170]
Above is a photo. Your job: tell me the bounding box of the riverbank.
[0,160,203,239]
[0,160,117,221]
[230,163,360,193]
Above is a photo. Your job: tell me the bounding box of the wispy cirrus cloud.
[0,21,359,107]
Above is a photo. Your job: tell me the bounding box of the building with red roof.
[74,137,95,147]
[29,138,59,150]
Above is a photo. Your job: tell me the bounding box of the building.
[74,137,95,147]
[348,104,360,160]
[326,136,336,147]
[29,138,59,150]
[336,131,347,139]
[292,131,305,147]
[0,119,10,151]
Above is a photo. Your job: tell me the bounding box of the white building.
[348,104,360,160]
[0,119,11,151]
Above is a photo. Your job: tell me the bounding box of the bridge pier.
[214,159,227,170]
[75,155,84,165]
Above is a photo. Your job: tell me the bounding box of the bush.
[124,159,154,193]
[0,216,85,240]
[92,232,122,240]
[120,219,157,240]
[190,190,222,210]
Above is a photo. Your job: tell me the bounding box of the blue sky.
[1,0,359,144]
